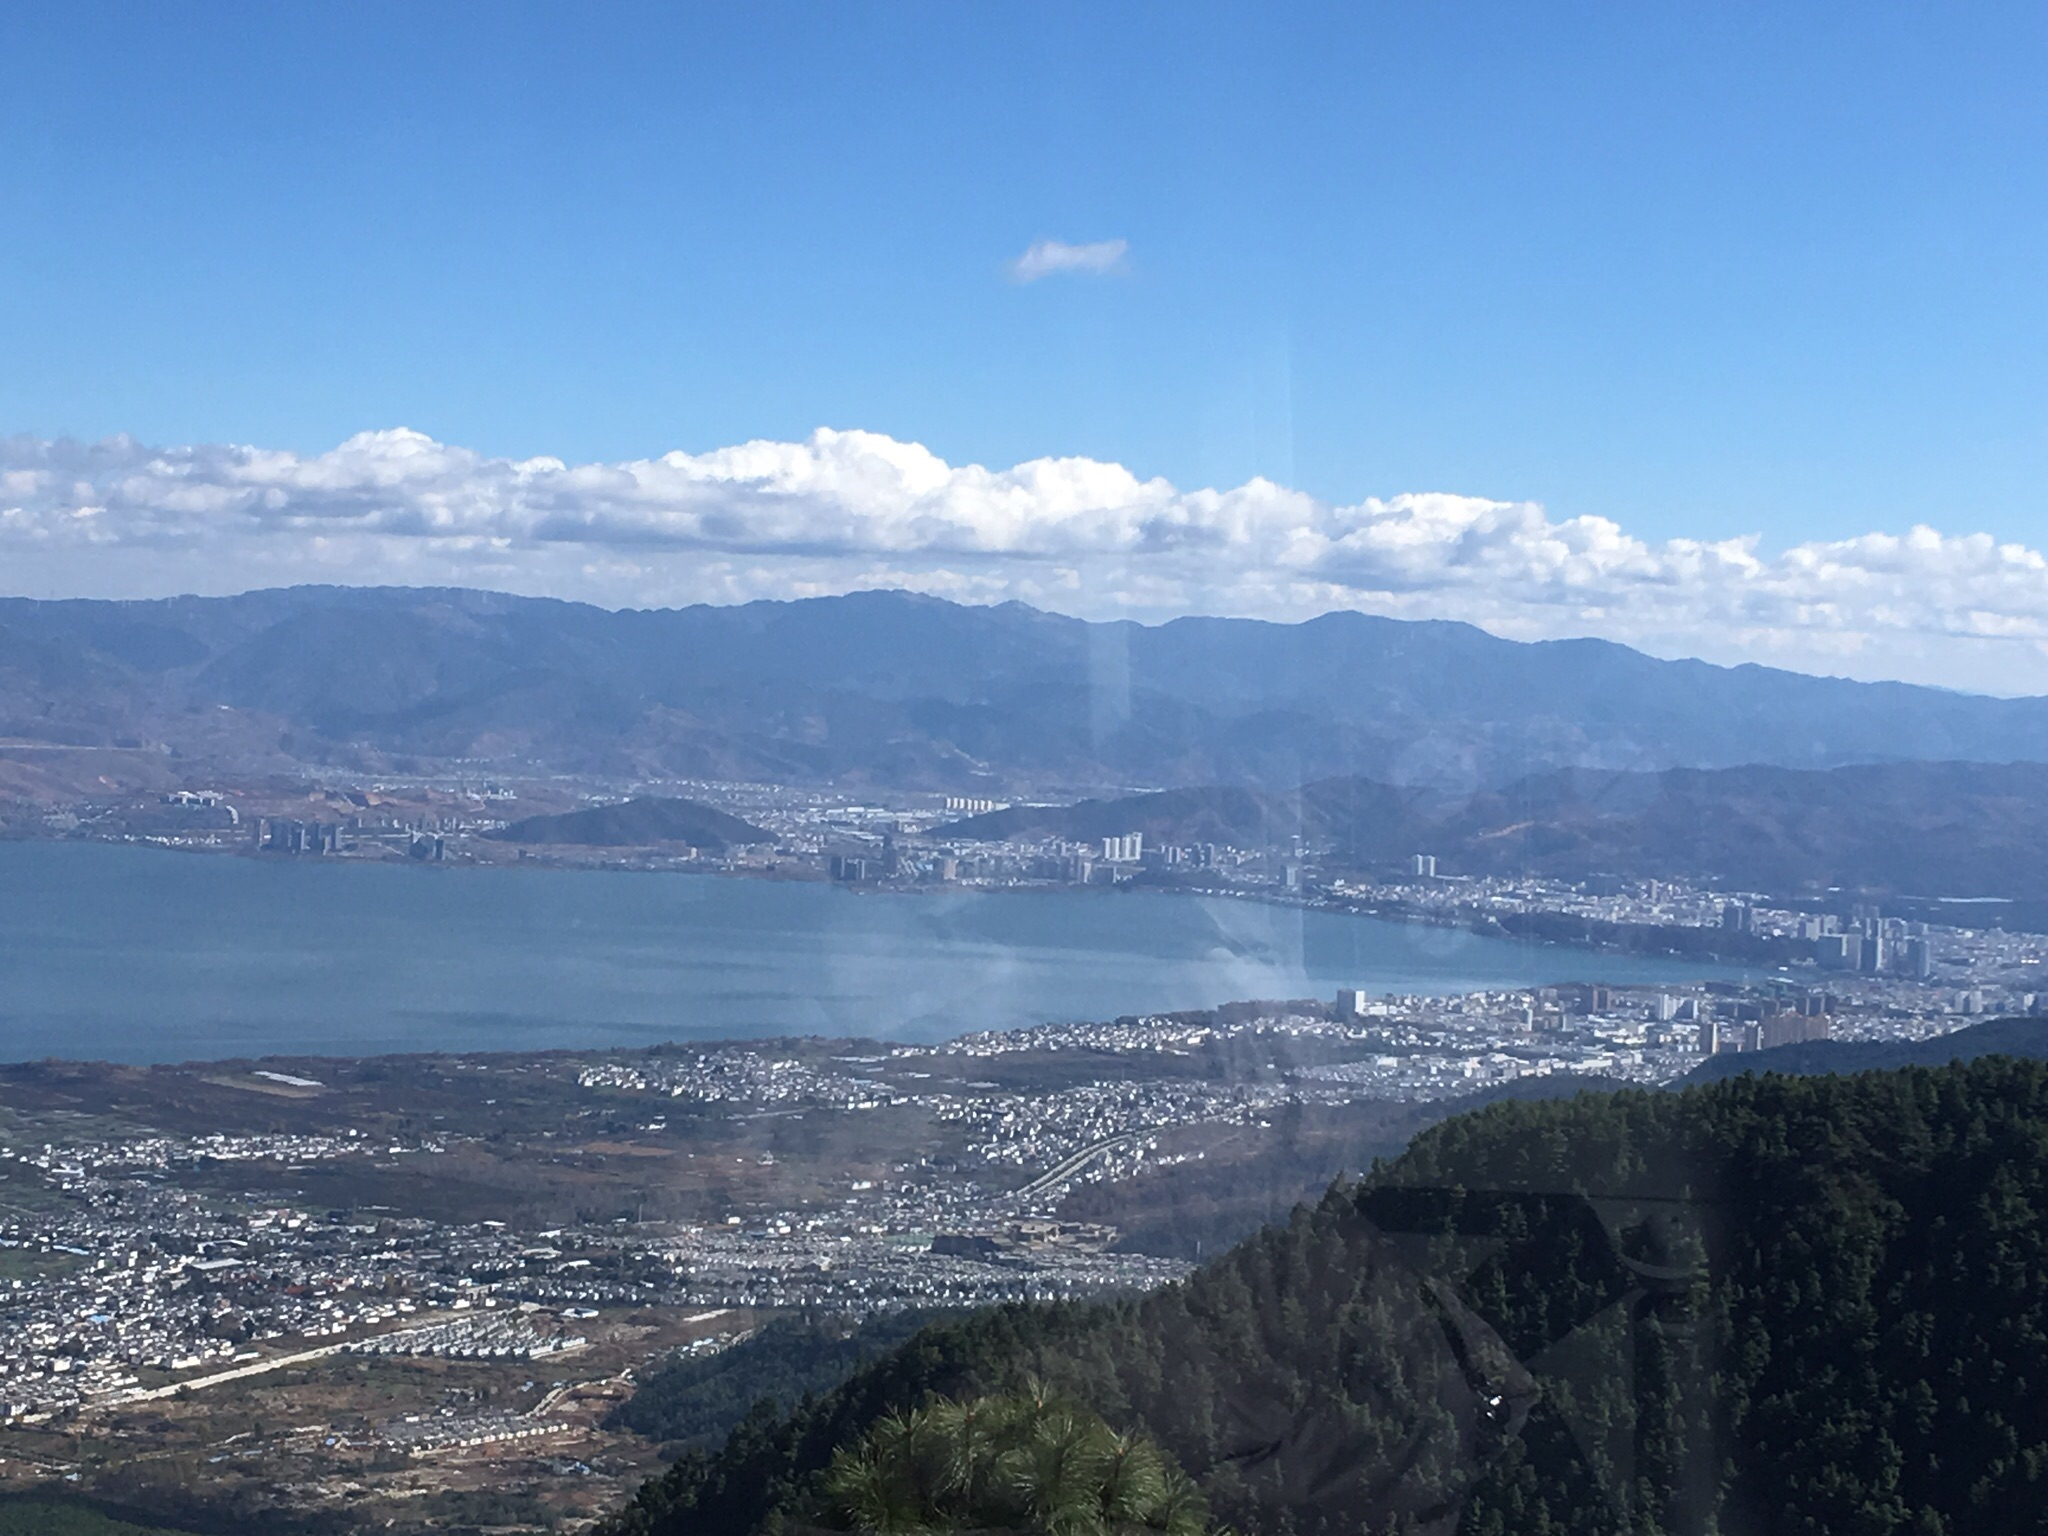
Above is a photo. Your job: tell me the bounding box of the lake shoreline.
[0,839,1761,1067]
[14,828,1779,976]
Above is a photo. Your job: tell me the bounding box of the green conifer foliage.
[818,1390,1209,1536]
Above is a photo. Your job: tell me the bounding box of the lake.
[0,841,1752,1063]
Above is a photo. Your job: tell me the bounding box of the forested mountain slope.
[604,1056,2048,1536]
[612,1312,954,1451]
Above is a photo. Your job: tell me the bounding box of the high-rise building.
[943,796,1006,815]
[1101,832,1143,863]
[1760,1011,1831,1050]
[1412,853,1438,878]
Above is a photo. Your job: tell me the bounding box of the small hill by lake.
[491,796,772,851]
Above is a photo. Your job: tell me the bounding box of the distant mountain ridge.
[941,759,2048,899]
[8,585,2048,793]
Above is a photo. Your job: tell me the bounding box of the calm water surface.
[0,841,1753,1063]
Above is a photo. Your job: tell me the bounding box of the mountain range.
[8,584,2048,793]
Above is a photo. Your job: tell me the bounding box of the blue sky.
[6,2,2045,546]
[6,4,2048,691]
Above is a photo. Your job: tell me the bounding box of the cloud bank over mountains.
[3,425,2045,694]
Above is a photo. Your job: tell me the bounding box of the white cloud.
[1007,237,1129,282]
[4,425,2048,693]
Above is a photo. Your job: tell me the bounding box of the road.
[1015,1133,1138,1199]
